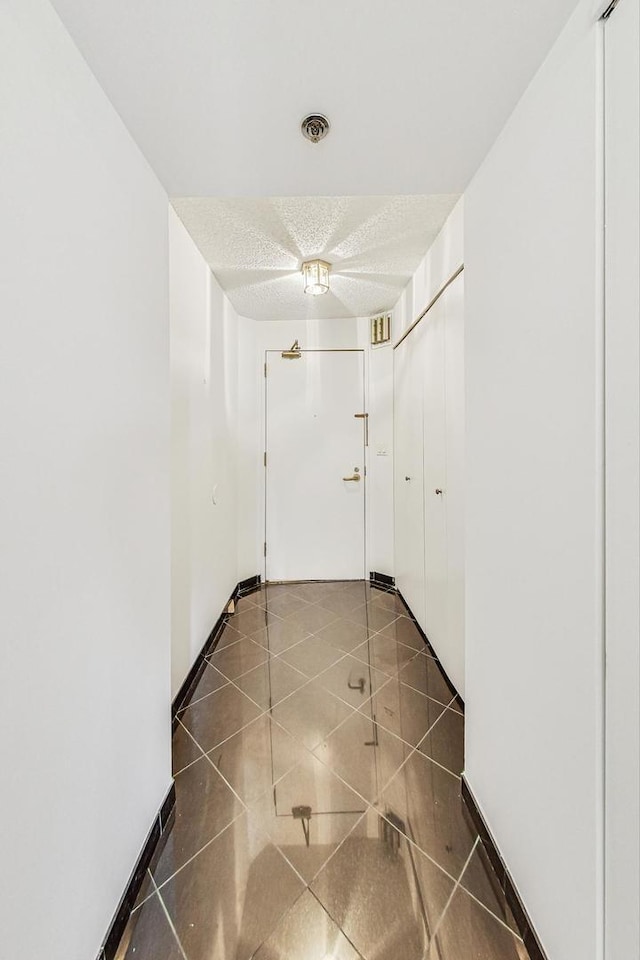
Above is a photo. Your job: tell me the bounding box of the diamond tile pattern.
[119,581,530,960]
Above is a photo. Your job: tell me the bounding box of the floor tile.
[232,595,260,614]
[214,623,247,650]
[249,618,310,654]
[377,750,477,879]
[351,633,418,677]
[172,721,204,775]
[379,614,425,651]
[253,889,363,960]
[427,886,530,960]
[396,650,456,705]
[152,755,243,886]
[248,753,366,881]
[159,812,305,960]
[311,807,454,960]
[259,591,312,617]
[313,711,410,803]
[315,654,391,709]
[450,694,465,715]
[315,618,372,653]
[206,713,306,804]
[346,602,399,632]
[186,662,228,705]
[208,635,270,680]
[340,581,379,603]
[178,684,263,754]
[360,681,447,747]
[417,706,465,775]
[459,841,521,936]
[286,603,341,634]
[318,589,367,616]
[114,891,185,960]
[232,657,308,710]
[272,680,354,750]
[226,605,281,637]
[279,634,347,677]
[368,591,408,615]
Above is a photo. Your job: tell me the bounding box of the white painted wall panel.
[604,1,640,956]
[0,3,171,958]
[169,210,239,696]
[443,274,465,695]
[464,3,603,958]
[394,325,427,627]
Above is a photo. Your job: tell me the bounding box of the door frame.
[262,348,368,583]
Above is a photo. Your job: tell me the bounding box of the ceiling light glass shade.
[302,259,331,295]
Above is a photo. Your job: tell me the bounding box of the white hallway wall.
[169,210,240,697]
[464,2,604,959]
[0,3,171,960]
[603,0,640,956]
[236,317,394,583]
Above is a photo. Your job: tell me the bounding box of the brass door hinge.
[263,451,267,467]
[264,362,267,378]
[263,542,267,557]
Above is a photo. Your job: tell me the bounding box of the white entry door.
[265,349,366,581]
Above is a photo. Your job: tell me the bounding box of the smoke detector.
[301,114,330,143]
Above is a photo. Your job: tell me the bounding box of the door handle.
[343,474,361,482]
[435,488,443,495]
[348,677,366,693]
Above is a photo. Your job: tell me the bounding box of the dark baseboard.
[395,589,464,710]
[238,573,261,594]
[97,781,176,960]
[461,778,548,960]
[171,575,262,723]
[369,570,395,589]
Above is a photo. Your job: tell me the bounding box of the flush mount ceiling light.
[301,113,330,143]
[302,259,331,296]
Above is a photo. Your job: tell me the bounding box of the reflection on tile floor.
[117,581,530,960]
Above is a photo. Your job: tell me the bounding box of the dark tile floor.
[116,581,530,960]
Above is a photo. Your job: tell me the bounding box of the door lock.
[343,467,361,482]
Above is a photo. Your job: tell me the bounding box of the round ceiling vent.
[301,114,330,143]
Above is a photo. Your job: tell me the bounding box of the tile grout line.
[150,872,190,960]
[427,836,481,950]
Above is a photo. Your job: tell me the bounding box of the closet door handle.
[435,488,443,495]
[405,476,411,481]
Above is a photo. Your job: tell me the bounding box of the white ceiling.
[50,0,580,198]
[172,194,459,320]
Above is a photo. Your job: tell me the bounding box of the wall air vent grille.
[371,313,391,345]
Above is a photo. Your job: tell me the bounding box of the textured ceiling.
[50,0,580,197]
[172,195,459,321]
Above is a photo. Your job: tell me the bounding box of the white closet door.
[394,326,426,628]
[423,301,448,654]
[443,274,465,696]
